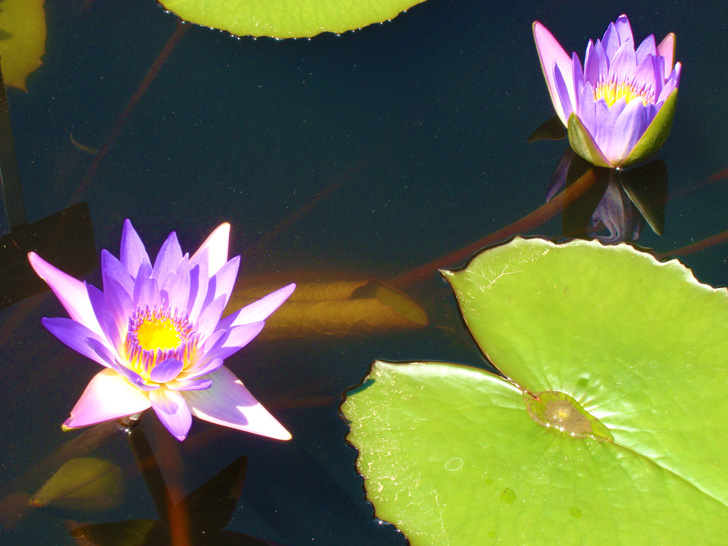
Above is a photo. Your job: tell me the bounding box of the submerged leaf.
[225,279,427,337]
[71,519,158,546]
[527,115,566,142]
[0,0,46,91]
[343,238,728,544]
[158,0,428,39]
[30,457,124,512]
[74,428,279,546]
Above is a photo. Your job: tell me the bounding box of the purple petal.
[635,34,656,64]
[594,99,624,156]
[533,21,574,125]
[84,337,124,371]
[220,283,295,329]
[576,80,597,133]
[196,295,227,341]
[571,106,613,168]
[657,33,676,77]
[187,255,210,323]
[199,329,227,357]
[82,340,160,391]
[208,256,240,309]
[657,64,681,103]
[42,317,115,368]
[63,368,151,429]
[103,277,134,332]
[593,40,609,79]
[150,389,192,441]
[150,358,184,383]
[571,52,585,115]
[133,262,161,307]
[184,366,291,440]
[200,322,265,364]
[120,219,151,280]
[28,252,104,338]
[601,22,620,60]
[161,264,191,313]
[101,250,134,300]
[181,357,225,381]
[159,271,175,309]
[86,281,128,351]
[194,322,265,370]
[653,56,666,97]
[583,40,600,84]
[605,99,649,165]
[87,285,124,352]
[633,57,659,100]
[152,232,184,288]
[167,378,213,391]
[553,63,574,122]
[112,368,160,392]
[98,309,123,354]
[88,284,107,313]
[609,42,637,81]
[196,257,239,319]
[190,223,230,277]
[613,15,634,48]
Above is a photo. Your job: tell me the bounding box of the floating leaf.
[342,238,728,544]
[71,519,157,546]
[158,0,428,39]
[0,0,46,91]
[30,457,124,512]
[225,279,427,338]
[527,115,566,142]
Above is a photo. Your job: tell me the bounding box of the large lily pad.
[159,0,428,38]
[342,238,728,544]
[0,0,46,90]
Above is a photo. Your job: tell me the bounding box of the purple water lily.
[533,14,681,168]
[29,220,295,441]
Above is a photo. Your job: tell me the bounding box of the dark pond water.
[1,0,726,544]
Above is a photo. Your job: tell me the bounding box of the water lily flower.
[29,220,295,441]
[533,14,681,168]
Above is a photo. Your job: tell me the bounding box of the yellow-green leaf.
[0,0,46,91]
[30,458,124,512]
[158,0,428,39]
[225,279,427,337]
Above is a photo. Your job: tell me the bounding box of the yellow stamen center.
[136,317,182,351]
[594,78,654,107]
[124,307,197,380]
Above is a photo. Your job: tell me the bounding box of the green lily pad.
[0,0,46,91]
[342,238,728,544]
[159,0,428,39]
